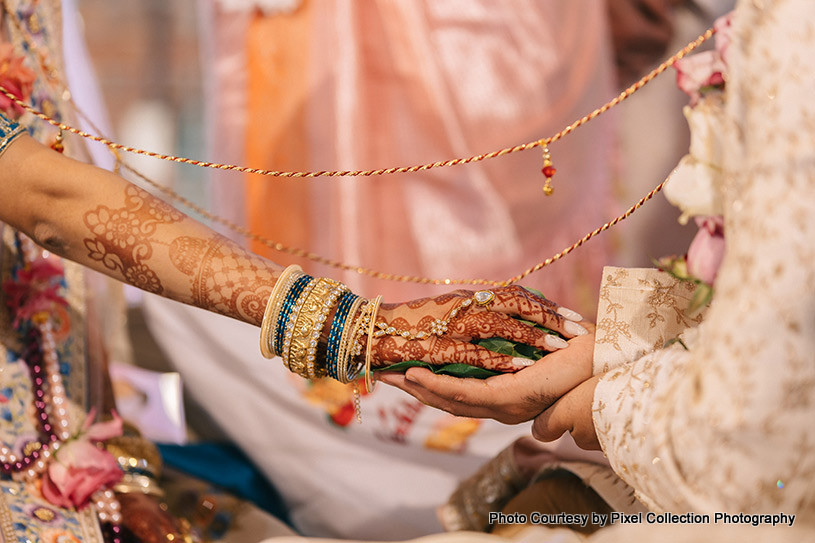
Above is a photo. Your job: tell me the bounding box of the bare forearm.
[0,135,283,325]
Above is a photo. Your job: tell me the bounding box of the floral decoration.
[2,256,68,329]
[40,409,123,509]
[674,13,732,106]
[686,215,725,286]
[659,12,734,310]
[0,42,36,118]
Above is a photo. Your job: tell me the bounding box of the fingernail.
[544,335,569,350]
[557,306,584,322]
[564,321,589,336]
[512,357,536,368]
[405,372,419,383]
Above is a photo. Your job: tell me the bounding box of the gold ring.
[473,290,496,306]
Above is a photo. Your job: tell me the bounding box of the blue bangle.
[0,113,26,159]
[274,274,313,357]
[325,291,359,379]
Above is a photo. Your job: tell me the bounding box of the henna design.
[372,286,565,370]
[169,236,208,276]
[373,337,410,366]
[450,313,495,339]
[416,315,438,329]
[492,287,565,331]
[372,333,514,371]
[123,263,162,293]
[428,338,516,371]
[404,298,431,309]
[83,186,183,294]
[451,312,546,346]
[389,317,413,330]
[433,291,468,305]
[176,234,276,324]
[400,291,467,310]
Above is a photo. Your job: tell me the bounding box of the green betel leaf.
[375,360,500,379]
[472,336,545,360]
[472,336,518,356]
[522,286,547,299]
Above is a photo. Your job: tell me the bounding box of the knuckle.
[545,309,566,327]
[531,422,546,441]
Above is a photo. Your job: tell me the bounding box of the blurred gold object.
[106,434,164,498]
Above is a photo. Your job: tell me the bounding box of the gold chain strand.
[536,27,713,150]
[501,180,668,285]
[0,28,713,179]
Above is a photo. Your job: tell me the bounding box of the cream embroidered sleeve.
[592,0,815,515]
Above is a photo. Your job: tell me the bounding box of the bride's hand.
[370,285,587,371]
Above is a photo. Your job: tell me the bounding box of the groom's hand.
[378,324,595,424]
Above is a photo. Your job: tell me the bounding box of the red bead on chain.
[541,146,555,196]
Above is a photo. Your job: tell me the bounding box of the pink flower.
[41,410,123,509]
[2,257,68,328]
[674,12,733,106]
[675,51,726,106]
[686,216,725,285]
[0,43,36,118]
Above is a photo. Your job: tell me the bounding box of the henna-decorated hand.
[370,285,588,372]
[378,323,595,424]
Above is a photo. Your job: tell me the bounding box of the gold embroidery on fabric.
[0,489,15,542]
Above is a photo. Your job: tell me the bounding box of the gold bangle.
[0,114,25,160]
[346,299,372,382]
[365,295,383,393]
[113,473,165,498]
[306,281,348,379]
[286,278,342,378]
[280,277,317,373]
[259,264,303,358]
[105,436,163,480]
[336,296,366,383]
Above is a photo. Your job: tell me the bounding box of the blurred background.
[78,0,207,214]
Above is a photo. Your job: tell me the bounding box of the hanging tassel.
[541,145,555,196]
[50,129,64,153]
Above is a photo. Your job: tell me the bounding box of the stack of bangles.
[259,265,382,388]
[260,265,499,397]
